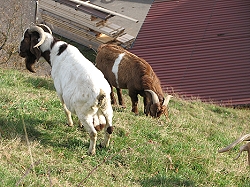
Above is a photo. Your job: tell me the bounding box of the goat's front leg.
[129,91,139,115]
[143,96,150,115]
[116,88,126,108]
[60,99,73,127]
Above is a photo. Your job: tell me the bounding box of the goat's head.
[19,25,51,72]
[145,89,173,118]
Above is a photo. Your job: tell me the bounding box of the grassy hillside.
[0,68,249,186]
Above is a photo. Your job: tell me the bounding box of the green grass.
[0,68,250,187]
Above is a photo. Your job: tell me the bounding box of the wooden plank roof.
[129,0,250,106]
[39,0,135,49]
[55,0,113,20]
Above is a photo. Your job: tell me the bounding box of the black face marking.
[50,39,57,49]
[57,43,68,56]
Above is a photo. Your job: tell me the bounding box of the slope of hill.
[0,68,249,186]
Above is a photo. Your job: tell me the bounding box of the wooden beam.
[69,0,139,23]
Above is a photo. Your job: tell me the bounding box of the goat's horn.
[163,95,173,106]
[218,133,250,153]
[145,89,159,104]
[28,26,46,48]
[37,24,52,34]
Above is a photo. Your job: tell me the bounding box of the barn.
[129,0,250,106]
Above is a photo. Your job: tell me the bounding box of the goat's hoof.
[87,149,96,156]
[78,120,83,128]
[100,142,109,148]
[67,123,73,127]
[98,143,103,148]
[131,109,139,115]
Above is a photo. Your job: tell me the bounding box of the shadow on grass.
[0,114,89,152]
[140,175,196,187]
[25,76,55,91]
[0,117,42,140]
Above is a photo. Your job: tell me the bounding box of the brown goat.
[95,44,172,118]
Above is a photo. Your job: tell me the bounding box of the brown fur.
[96,44,166,117]
[94,124,105,131]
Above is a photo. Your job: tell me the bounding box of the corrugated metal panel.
[130,0,250,106]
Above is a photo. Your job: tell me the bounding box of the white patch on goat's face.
[112,53,125,88]
[39,33,54,52]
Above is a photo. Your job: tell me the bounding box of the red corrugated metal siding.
[130,0,250,106]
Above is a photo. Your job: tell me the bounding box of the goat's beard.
[25,55,37,73]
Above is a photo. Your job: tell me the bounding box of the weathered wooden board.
[40,0,125,36]
[96,34,114,43]
[40,0,104,26]
[38,0,135,49]
[116,33,135,47]
[51,23,103,49]
[41,13,96,40]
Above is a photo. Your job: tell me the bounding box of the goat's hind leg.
[88,130,97,155]
[102,122,112,148]
[99,105,113,148]
[79,115,97,155]
[110,85,117,105]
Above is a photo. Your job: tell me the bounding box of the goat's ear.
[30,34,42,61]
[150,103,158,117]
[25,55,36,73]
[30,46,41,61]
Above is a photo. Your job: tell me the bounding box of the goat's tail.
[97,89,107,108]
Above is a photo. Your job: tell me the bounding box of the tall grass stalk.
[15,116,38,186]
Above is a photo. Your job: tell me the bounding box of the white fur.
[39,34,113,155]
[112,53,125,88]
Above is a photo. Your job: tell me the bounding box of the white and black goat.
[95,44,172,119]
[19,25,113,155]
